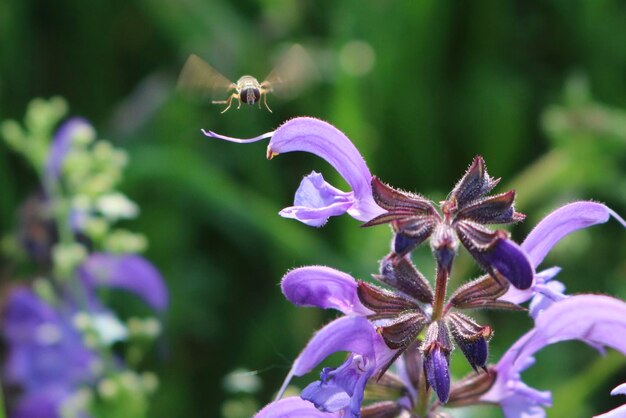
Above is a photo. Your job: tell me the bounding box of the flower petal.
[276,316,378,400]
[46,118,95,179]
[594,383,626,418]
[79,253,168,311]
[522,202,626,269]
[281,266,372,315]
[528,280,567,319]
[498,267,562,305]
[301,354,371,417]
[268,117,384,222]
[481,295,626,417]
[595,405,626,418]
[278,172,356,227]
[255,397,341,418]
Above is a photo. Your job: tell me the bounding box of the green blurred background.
[1,0,626,417]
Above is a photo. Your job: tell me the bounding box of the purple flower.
[479,294,626,417]
[255,397,342,418]
[3,289,98,391]
[276,266,397,417]
[500,202,626,314]
[2,288,97,417]
[78,253,168,311]
[46,118,94,179]
[11,387,83,418]
[203,117,385,226]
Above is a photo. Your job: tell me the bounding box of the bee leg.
[218,93,237,114]
[262,93,273,113]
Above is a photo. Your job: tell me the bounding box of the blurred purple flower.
[3,288,97,417]
[500,202,626,315]
[46,118,93,179]
[275,266,396,417]
[203,117,385,226]
[480,294,626,417]
[79,253,168,311]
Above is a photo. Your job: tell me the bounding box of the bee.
[177,44,316,113]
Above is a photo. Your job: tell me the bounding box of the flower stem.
[416,363,430,417]
[432,265,448,321]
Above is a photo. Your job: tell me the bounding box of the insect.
[177,44,316,113]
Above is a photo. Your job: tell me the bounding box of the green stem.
[415,365,430,418]
[0,380,6,418]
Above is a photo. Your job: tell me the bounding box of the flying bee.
[177,44,316,113]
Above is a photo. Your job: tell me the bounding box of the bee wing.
[177,54,235,101]
[263,44,318,99]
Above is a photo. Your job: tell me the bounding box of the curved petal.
[594,383,626,418]
[595,405,626,418]
[279,172,355,227]
[255,397,341,418]
[522,202,626,269]
[79,253,168,311]
[481,295,626,417]
[276,316,377,400]
[46,118,95,179]
[281,266,372,316]
[268,118,384,222]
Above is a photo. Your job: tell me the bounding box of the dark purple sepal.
[370,177,435,215]
[456,190,525,225]
[448,156,500,210]
[473,237,534,290]
[360,401,404,418]
[376,254,433,304]
[448,275,526,311]
[455,220,499,251]
[445,367,497,408]
[447,313,492,372]
[357,281,420,319]
[378,312,428,349]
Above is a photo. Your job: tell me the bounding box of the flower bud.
[421,321,452,403]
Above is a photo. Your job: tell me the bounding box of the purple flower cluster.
[2,119,167,417]
[206,117,626,418]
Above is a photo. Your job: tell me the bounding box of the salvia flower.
[499,201,626,314]
[204,118,626,417]
[449,294,626,418]
[277,266,397,417]
[203,117,385,226]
